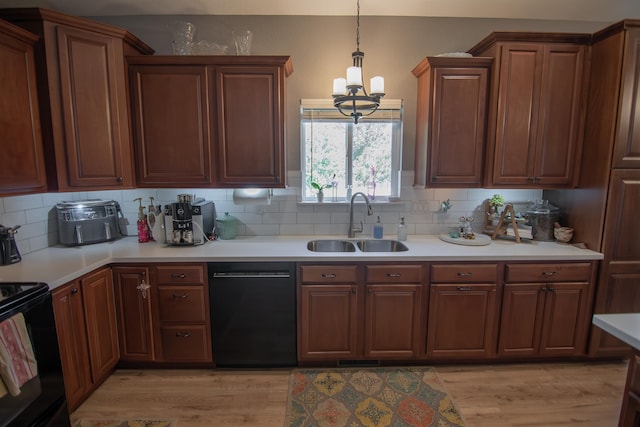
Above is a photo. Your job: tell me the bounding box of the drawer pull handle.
[171,273,187,279]
[457,272,473,277]
[175,332,192,338]
[457,286,472,291]
[542,271,557,276]
[321,273,337,279]
[172,293,189,299]
[386,273,402,278]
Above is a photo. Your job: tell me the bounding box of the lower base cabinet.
[52,267,119,411]
[498,263,592,357]
[113,263,212,364]
[297,263,425,362]
[427,263,499,358]
[620,354,640,427]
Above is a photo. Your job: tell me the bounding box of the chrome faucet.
[348,192,373,238]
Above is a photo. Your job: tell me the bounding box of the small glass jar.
[527,200,560,241]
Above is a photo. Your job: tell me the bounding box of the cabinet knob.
[534,177,541,182]
[172,293,189,299]
[321,273,337,279]
[71,288,79,294]
[546,286,555,292]
[352,286,357,294]
[527,177,535,182]
[116,177,123,182]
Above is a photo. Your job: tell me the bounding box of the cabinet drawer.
[155,265,205,284]
[431,264,497,283]
[160,324,211,362]
[365,265,423,283]
[300,265,358,283]
[505,263,591,282]
[157,285,208,322]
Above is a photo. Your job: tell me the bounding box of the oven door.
[0,284,69,427]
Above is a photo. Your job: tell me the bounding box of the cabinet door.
[81,268,119,383]
[539,282,588,355]
[414,59,490,187]
[427,284,497,358]
[51,282,91,411]
[591,171,640,355]
[0,20,47,196]
[491,43,543,186]
[498,284,545,356]
[56,25,133,189]
[214,65,285,187]
[613,28,640,168]
[533,44,586,186]
[363,284,422,359]
[113,266,155,361]
[298,284,358,360]
[129,65,213,186]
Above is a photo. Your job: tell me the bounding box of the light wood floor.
[71,361,628,427]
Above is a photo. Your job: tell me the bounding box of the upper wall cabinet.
[468,33,590,188]
[0,19,47,196]
[413,56,492,188]
[128,56,293,188]
[0,8,153,192]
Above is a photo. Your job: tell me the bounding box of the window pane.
[304,121,347,198]
[352,122,393,200]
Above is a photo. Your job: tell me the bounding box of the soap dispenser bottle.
[134,197,150,243]
[397,217,407,241]
[373,216,383,239]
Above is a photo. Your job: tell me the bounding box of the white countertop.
[0,235,602,290]
[593,313,640,351]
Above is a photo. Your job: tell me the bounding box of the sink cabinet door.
[363,283,422,359]
[298,284,359,360]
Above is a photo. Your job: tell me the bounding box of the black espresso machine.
[163,195,215,245]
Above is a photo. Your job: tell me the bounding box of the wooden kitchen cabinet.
[542,21,640,358]
[412,56,492,187]
[498,263,592,357]
[0,8,153,192]
[297,263,425,362]
[128,56,292,188]
[468,33,590,188]
[52,267,118,411]
[113,263,212,364]
[113,265,155,362]
[427,263,499,358]
[0,19,47,196]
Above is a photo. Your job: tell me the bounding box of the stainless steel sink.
[307,240,356,252]
[356,239,409,252]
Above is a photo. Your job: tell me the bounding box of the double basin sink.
[307,239,408,253]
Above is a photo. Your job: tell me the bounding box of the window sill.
[298,199,405,206]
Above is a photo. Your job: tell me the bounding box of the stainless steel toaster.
[56,200,121,246]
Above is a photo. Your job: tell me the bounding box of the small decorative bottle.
[373,216,383,239]
[397,217,407,241]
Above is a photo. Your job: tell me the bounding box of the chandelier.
[332,0,385,124]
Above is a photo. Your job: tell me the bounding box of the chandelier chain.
[355,0,360,51]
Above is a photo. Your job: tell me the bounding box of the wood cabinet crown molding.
[467,31,592,56]
[592,19,640,43]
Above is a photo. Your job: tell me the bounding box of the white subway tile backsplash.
[0,180,542,254]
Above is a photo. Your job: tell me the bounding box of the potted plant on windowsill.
[311,181,332,203]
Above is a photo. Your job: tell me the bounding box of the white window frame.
[300,99,403,202]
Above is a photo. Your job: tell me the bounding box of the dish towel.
[0,312,38,396]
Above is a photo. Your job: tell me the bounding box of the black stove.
[0,282,49,317]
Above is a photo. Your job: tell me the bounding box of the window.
[300,99,403,202]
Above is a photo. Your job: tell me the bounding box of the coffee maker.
[0,224,21,265]
[163,195,215,245]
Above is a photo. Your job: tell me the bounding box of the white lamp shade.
[346,66,363,86]
[370,76,384,94]
[333,78,347,95]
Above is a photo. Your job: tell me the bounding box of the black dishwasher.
[208,262,297,367]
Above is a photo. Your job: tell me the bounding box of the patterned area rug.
[285,366,465,427]
[73,420,175,427]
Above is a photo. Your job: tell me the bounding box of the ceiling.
[0,0,639,22]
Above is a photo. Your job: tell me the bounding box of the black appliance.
[0,283,70,427]
[0,225,21,265]
[209,262,297,367]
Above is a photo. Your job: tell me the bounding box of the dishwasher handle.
[212,272,291,279]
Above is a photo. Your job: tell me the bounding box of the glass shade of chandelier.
[332,0,385,124]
